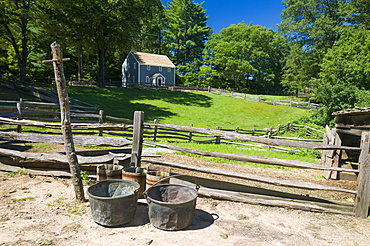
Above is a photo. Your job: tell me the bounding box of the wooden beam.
[131,111,144,167]
[145,122,361,151]
[143,140,359,173]
[0,117,130,131]
[201,188,354,216]
[141,158,357,194]
[50,42,84,201]
[355,131,370,218]
[0,148,126,165]
[0,132,132,147]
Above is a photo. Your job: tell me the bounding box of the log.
[141,158,357,194]
[199,188,354,216]
[143,140,359,173]
[0,163,72,177]
[0,132,132,147]
[0,148,127,165]
[0,117,130,131]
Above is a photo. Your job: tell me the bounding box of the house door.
[157,77,162,86]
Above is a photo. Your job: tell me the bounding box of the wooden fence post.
[131,111,144,168]
[153,119,158,141]
[16,98,22,133]
[355,131,370,218]
[98,110,104,136]
[188,124,193,142]
[45,41,85,201]
[215,126,221,144]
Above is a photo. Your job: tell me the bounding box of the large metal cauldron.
[145,183,198,231]
[87,179,140,226]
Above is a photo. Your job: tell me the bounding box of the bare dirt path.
[1,150,370,246]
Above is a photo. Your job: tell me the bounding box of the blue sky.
[161,0,285,33]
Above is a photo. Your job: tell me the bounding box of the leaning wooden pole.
[355,131,370,218]
[48,41,85,201]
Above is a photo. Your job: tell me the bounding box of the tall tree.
[40,0,163,87]
[312,27,370,125]
[0,0,36,81]
[278,0,349,92]
[205,23,288,93]
[164,0,211,85]
[131,6,166,54]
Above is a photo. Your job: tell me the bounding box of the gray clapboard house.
[122,51,176,87]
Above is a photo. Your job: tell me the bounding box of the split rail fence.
[0,107,369,218]
[0,99,324,151]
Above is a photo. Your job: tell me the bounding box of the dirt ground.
[1,146,370,246]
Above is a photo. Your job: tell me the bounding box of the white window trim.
[167,67,171,72]
[146,76,149,83]
[159,66,162,72]
[147,65,151,70]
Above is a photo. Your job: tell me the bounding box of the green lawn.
[68,87,311,129]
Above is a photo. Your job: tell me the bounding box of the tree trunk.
[97,47,106,87]
[78,41,83,82]
[19,16,28,82]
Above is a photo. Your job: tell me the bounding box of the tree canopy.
[205,23,288,93]
[164,0,211,85]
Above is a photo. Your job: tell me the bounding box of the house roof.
[333,107,370,116]
[132,52,176,68]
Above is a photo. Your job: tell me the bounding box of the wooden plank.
[146,122,361,151]
[171,178,354,216]
[331,129,342,180]
[0,148,128,165]
[131,111,144,167]
[0,163,72,177]
[0,132,132,147]
[141,158,357,194]
[143,140,359,173]
[322,126,337,179]
[354,131,370,218]
[0,117,130,131]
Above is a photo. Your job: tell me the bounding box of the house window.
[146,76,149,83]
[147,65,151,71]
[133,75,136,83]
[159,66,162,72]
[134,63,136,69]
[167,67,171,72]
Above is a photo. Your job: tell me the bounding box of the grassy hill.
[68,86,311,129]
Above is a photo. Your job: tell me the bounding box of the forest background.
[1,0,370,126]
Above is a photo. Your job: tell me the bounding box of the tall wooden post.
[46,41,85,201]
[355,131,370,218]
[16,98,22,133]
[130,111,144,168]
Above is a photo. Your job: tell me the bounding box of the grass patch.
[26,143,55,151]
[51,197,86,216]
[8,169,28,177]
[68,87,311,129]
[8,197,35,204]
[162,141,320,170]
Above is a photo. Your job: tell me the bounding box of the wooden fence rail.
[208,88,321,110]
[0,116,368,217]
